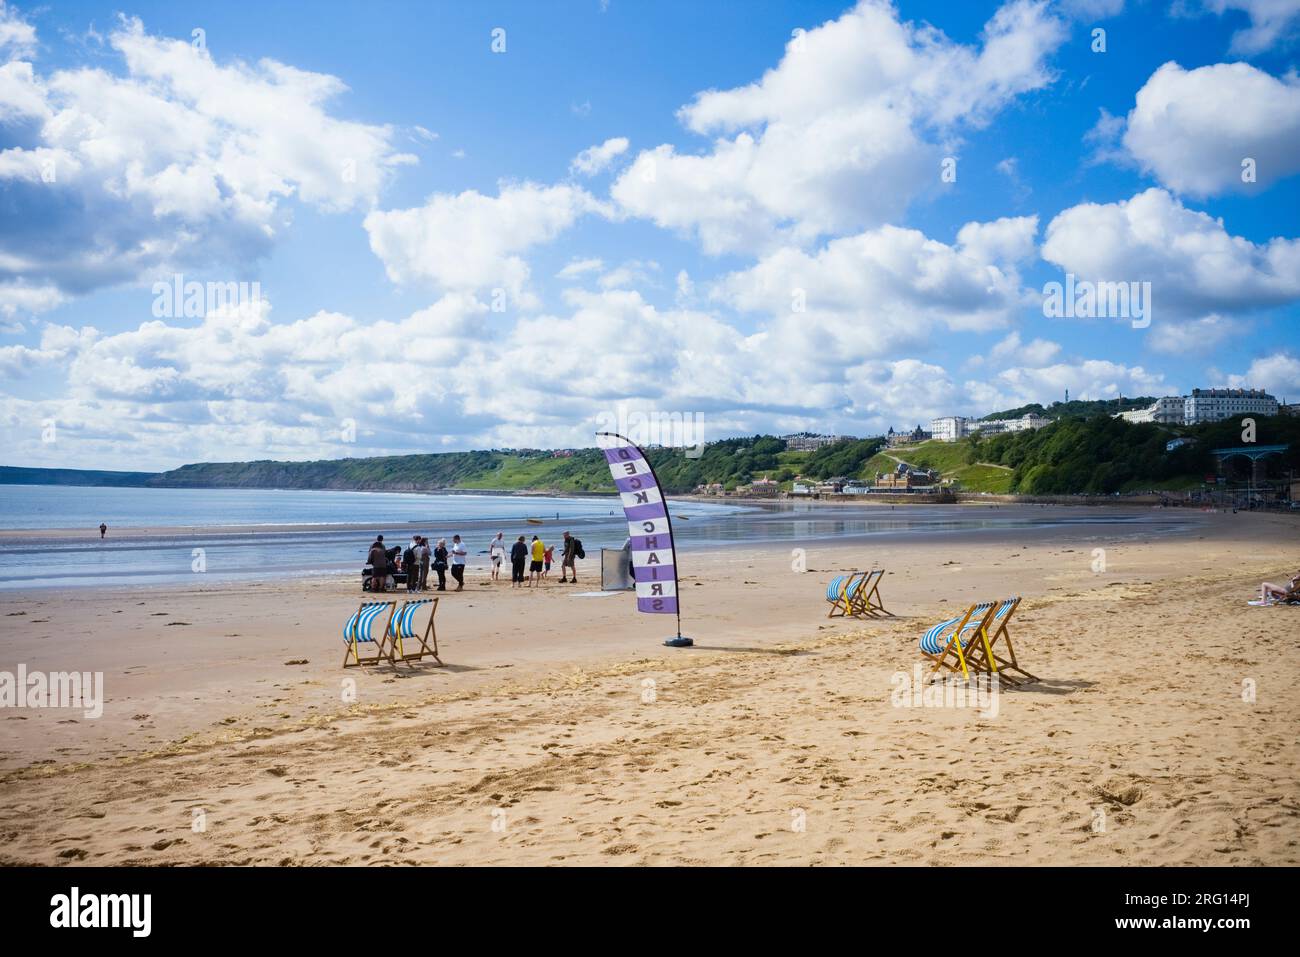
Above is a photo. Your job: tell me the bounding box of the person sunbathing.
[1258,570,1300,604]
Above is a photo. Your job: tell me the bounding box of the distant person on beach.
[489,532,506,581]
[543,544,554,579]
[1259,569,1300,604]
[99,522,107,539]
[403,540,419,593]
[510,535,527,587]
[432,539,449,591]
[560,531,582,583]
[450,535,468,591]
[367,536,389,592]
[529,535,545,587]
[418,537,431,591]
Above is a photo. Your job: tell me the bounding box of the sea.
[0,484,1194,589]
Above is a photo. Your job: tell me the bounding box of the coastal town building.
[930,416,970,442]
[1183,388,1278,424]
[744,477,781,497]
[1117,396,1185,425]
[781,432,855,451]
[929,413,1050,442]
[886,425,932,447]
[1113,389,1278,426]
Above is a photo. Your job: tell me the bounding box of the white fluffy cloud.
[1121,61,1300,196]
[1203,0,1300,55]
[713,216,1038,367]
[1221,352,1300,398]
[0,15,414,310]
[611,0,1065,254]
[964,359,1177,412]
[0,2,35,60]
[570,136,629,176]
[1042,188,1300,319]
[364,182,610,302]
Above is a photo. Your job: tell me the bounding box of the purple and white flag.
[600,436,678,615]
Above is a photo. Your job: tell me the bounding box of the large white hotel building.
[1117,389,1278,426]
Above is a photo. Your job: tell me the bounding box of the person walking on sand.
[510,535,528,587]
[489,532,506,581]
[560,530,581,583]
[432,538,449,591]
[367,536,389,592]
[99,522,107,540]
[528,535,545,587]
[418,536,431,591]
[450,534,468,591]
[543,543,554,579]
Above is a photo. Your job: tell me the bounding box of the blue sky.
[1,0,1298,470]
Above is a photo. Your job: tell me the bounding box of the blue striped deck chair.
[847,568,891,618]
[387,598,441,665]
[342,600,397,668]
[918,602,997,680]
[826,572,867,618]
[964,596,1036,684]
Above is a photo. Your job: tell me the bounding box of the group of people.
[486,530,584,588]
[365,530,583,592]
[366,533,467,593]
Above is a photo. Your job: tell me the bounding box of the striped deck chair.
[918,602,997,680]
[826,572,866,618]
[847,568,892,618]
[342,600,397,668]
[387,598,442,665]
[964,596,1037,685]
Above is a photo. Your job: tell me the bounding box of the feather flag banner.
[597,431,692,646]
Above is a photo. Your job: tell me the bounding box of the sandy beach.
[0,509,1297,865]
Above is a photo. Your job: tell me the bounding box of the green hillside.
[8,414,1295,498]
[866,440,1015,493]
[146,435,795,495]
[0,466,156,487]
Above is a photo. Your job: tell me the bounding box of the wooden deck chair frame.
[919,602,997,681]
[965,596,1037,685]
[387,598,442,666]
[847,568,892,618]
[826,572,867,618]
[342,600,397,668]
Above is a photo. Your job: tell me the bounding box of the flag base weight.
[663,636,694,648]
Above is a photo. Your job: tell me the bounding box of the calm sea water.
[0,484,1192,589]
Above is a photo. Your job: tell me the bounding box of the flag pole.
[597,431,692,647]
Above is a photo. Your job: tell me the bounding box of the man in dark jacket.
[367,536,389,592]
[510,535,528,588]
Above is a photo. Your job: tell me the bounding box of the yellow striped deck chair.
[387,598,442,666]
[964,596,1036,685]
[847,568,891,617]
[918,602,997,680]
[826,573,867,618]
[342,600,397,668]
